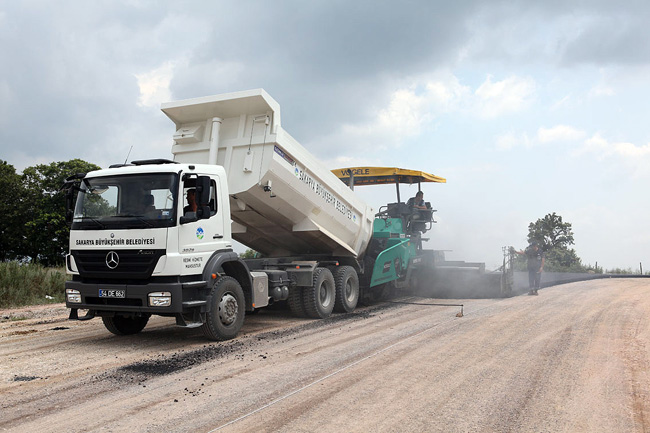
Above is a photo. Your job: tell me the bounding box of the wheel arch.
[202,251,253,310]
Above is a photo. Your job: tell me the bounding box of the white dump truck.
[63,89,446,340]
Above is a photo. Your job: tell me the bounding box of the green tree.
[518,213,586,272]
[0,160,26,261]
[544,247,584,272]
[527,212,574,251]
[20,159,100,266]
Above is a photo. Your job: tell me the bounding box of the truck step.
[182,300,207,307]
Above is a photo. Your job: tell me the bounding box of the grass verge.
[0,262,69,309]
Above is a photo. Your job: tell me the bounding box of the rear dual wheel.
[289,268,335,319]
[288,285,307,317]
[304,267,336,319]
[289,266,359,319]
[333,265,359,313]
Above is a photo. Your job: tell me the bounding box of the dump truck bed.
[162,89,374,258]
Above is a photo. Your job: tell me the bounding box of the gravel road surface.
[1,278,648,432]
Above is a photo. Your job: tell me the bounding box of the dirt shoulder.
[0,303,68,322]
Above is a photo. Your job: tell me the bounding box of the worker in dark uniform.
[407,191,428,233]
[407,191,426,210]
[517,241,545,295]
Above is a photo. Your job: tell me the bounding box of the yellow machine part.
[331,167,446,186]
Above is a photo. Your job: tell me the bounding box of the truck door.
[178,175,229,274]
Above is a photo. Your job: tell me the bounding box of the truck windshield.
[71,173,178,230]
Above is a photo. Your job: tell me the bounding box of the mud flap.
[69,308,96,321]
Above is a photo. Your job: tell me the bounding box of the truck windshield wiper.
[113,214,154,228]
[79,216,106,229]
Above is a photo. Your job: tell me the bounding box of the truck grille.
[72,249,165,280]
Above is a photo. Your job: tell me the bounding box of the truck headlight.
[148,291,172,307]
[66,289,82,304]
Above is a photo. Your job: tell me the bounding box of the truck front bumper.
[65,280,208,316]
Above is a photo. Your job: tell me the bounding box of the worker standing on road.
[516,241,545,295]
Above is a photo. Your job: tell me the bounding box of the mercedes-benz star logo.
[106,251,119,269]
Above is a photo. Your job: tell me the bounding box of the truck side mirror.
[63,185,77,226]
[65,189,73,225]
[196,205,211,219]
[196,176,210,206]
[61,173,86,226]
[196,176,211,220]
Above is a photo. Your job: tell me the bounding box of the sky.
[1,0,649,270]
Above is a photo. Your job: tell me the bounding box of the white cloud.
[328,74,470,152]
[495,131,530,150]
[474,75,536,118]
[578,133,650,177]
[135,61,176,108]
[579,133,611,156]
[424,74,471,112]
[537,125,586,143]
[313,73,539,158]
[377,89,431,137]
[323,154,383,170]
[374,73,471,137]
[496,124,586,151]
[613,141,650,158]
[588,84,615,97]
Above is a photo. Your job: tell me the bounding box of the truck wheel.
[304,267,335,319]
[288,287,306,318]
[102,314,150,335]
[201,276,245,341]
[333,266,359,313]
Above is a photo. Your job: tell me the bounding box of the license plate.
[99,289,126,298]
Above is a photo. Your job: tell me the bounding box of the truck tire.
[102,314,150,335]
[303,267,335,319]
[201,276,245,341]
[333,266,359,313]
[288,287,306,318]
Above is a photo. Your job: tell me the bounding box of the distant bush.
[239,249,260,259]
[605,267,637,275]
[0,262,68,308]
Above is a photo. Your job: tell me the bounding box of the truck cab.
[65,161,254,338]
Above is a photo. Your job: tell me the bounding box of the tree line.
[0,159,99,266]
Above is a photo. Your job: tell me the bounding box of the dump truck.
[62,89,451,341]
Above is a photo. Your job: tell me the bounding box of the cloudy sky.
[1,0,649,270]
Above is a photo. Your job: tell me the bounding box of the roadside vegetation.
[0,262,68,308]
[1,159,100,266]
[605,267,649,275]
[513,212,646,275]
